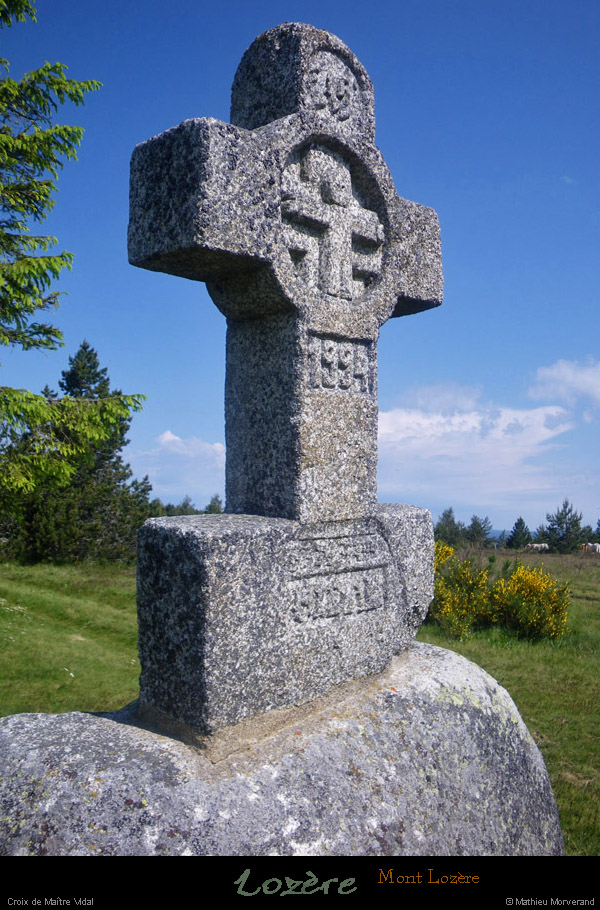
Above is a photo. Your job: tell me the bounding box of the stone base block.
[137,504,433,732]
[0,644,564,856]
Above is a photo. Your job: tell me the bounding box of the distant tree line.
[148,493,223,518]
[0,341,222,562]
[434,508,494,549]
[434,501,600,553]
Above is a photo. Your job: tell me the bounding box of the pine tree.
[546,499,583,554]
[59,340,130,468]
[434,507,466,547]
[9,341,151,561]
[465,514,493,548]
[506,517,532,550]
[59,340,110,399]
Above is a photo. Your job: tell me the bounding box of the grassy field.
[0,562,139,716]
[0,550,598,855]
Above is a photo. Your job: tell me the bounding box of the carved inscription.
[302,50,359,122]
[290,568,385,622]
[281,145,384,300]
[286,532,389,623]
[308,333,371,393]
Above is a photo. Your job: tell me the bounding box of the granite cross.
[129,22,442,526]
[129,24,443,733]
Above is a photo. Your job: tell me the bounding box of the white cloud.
[156,430,226,464]
[528,359,600,407]
[378,393,574,520]
[130,430,225,506]
[406,382,483,413]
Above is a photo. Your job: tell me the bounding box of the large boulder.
[0,643,563,856]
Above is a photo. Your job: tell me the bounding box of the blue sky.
[2,0,599,533]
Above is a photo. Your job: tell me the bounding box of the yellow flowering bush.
[434,542,454,573]
[489,561,570,640]
[430,543,490,640]
[429,544,569,641]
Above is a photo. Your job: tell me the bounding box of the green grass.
[418,549,600,856]
[0,562,138,715]
[0,552,598,855]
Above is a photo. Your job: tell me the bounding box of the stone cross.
[129,24,443,734]
[129,22,442,525]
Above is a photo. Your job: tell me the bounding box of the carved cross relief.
[281,146,385,301]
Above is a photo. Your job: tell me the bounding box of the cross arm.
[388,197,443,318]
[128,118,277,283]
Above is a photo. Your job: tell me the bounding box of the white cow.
[584,542,600,554]
[526,543,550,552]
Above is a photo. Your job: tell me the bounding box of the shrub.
[429,544,569,641]
[430,544,489,639]
[490,561,570,640]
[434,542,454,572]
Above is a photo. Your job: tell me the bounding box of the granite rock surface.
[0,643,564,857]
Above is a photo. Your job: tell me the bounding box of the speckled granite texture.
[0,644,564,857]
[128,23,442,523]
[137,505,433,731]
[130,24,443,728]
